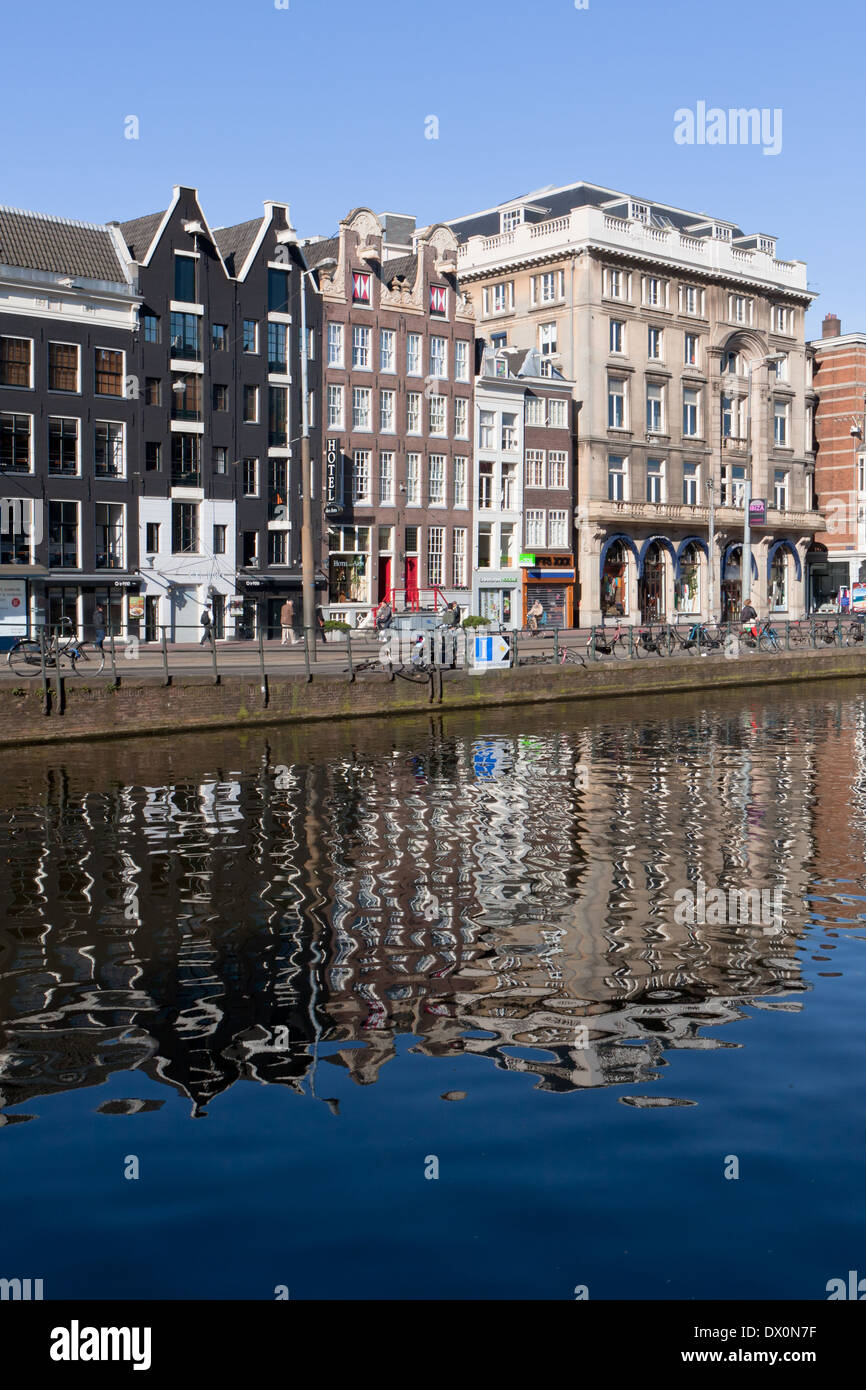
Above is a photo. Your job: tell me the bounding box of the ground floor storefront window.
[601,542,627,618]
[478,586,515,626]
[329,526,371,606]
[674,544,701,615]
[769,552,788,611]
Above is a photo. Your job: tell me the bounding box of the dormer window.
[758,236,776,255]
[352,271,372,304]
[501,208,523,233]
[629,201,649,224]
[712,224,732,242]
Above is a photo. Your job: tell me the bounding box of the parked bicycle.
[586,624,629,659]
[7,619,106,678]
[669,621,723,654]
[634,623,673,657]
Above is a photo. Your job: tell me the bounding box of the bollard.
[628,626,634,658]
[258,625,269,707]
[211,628,220,685]
[108,628,119,687]
[554,627,560,663]
[346,627,355,681]
[39,627,50,715]
[303,626,312,682]
[161,625,171,686]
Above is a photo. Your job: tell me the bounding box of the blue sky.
[3,0,858,337]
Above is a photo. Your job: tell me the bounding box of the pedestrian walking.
[315,606,327,643]
[93,603,106,653]
[527,598,543,633]
[200,605,215,646]
[280,597,298,645]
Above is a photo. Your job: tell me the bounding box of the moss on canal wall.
[1,647,865,748]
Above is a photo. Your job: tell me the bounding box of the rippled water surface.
[1,683,864,1299]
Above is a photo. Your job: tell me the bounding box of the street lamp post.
[706,476,715,623]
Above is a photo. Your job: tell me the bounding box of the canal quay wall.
[1,646,866,748]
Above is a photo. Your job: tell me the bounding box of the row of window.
[157,378,294,437]
[0,500,126,569]
[606,454,791,509]
[326,324,470,379]
[601,270,796,331]
[609,324,792,380]
[1,413,126,475]
[143,309,298,369]
[482,271,567,316]
[142,514,288,565]
[607,376,794,444]
[479,399,568,449]
[476,511,570,562]
[349,450,469,508]
[0,337,125,396]
[160,259,292,317]
[328,385,470,437]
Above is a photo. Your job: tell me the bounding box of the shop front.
[0,565,46,647]
[476,570,520,628]
[767,539,801,616]
[673,538,706,618]
[598,534,640,620]
[35,574,141,644]
[328,524,372,619]
[521,554,575,628]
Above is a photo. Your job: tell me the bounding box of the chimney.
[823,313,842,339]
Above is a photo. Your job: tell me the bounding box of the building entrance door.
[405,556,419,606]
[378,555,392,603]
[639,543,665,622]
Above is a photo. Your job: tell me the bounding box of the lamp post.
[706,476,715,623]
[742,351,786,605]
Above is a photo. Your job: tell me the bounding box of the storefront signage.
[0,578,26,636]
[128,597,145,620]
[749,498,767,525]
[527,568,575,580]
[479,573,520,586]
[111,580,139,589]
[519,553,536,566]
[325,438,343,516]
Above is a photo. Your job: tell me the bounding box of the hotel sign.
[325,438,343,517]
[749,498,767,526]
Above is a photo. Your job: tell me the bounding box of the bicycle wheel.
[67,645,106,675]
[633,631,649,658]
[562,648,586,668]
[7,640,43,678]
[657,630,675,657]
[758,632,778,653]
[788,625,808,647]
[612,634,631,659]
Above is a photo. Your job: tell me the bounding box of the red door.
[378,556,392,603]
[405,557,419,607]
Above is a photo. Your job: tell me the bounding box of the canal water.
[0,682,863,1300]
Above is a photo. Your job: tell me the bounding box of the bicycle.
[7,620,106,678]
[634,623,673,657]
[811,619,840,647]
[586,624,630,659]
[845,618,865,646]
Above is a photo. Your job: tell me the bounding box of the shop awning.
[31,572,141,586]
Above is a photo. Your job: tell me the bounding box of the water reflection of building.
[0,699,837,1114]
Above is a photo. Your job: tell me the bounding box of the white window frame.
[327,384,344,430]
[352,325,371,369]
[352,386,372,432]
[524,509,546,548]
[525,448,545,488]
[682,386,701,438]
[453,457,468,508]
[429,394,447,437]
[453,396,468,439]
[548,509,568,548]
[407,333,423,376]
[548,450,568,489]
[94,419,126,478]
[378,451,394,506]
[428,454,446,507]
[646,457,666,504]
[47,340,81,394]
[379,388,396,434]
[406,453,421,506]
[327,322,344,368]
[454,339,469,382]
[379,329,396,374]
[608,376,627,430]
[608,454,628,502]
[646,382,665,433]
[407,391,422,435]
[352,450,371,504]
[683,461,700,505]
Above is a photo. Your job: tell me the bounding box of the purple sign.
[749,498,767,525]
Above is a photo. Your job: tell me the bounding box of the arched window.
[675,542,700,615]
[602,541,627,617]
[770,550,788,611]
